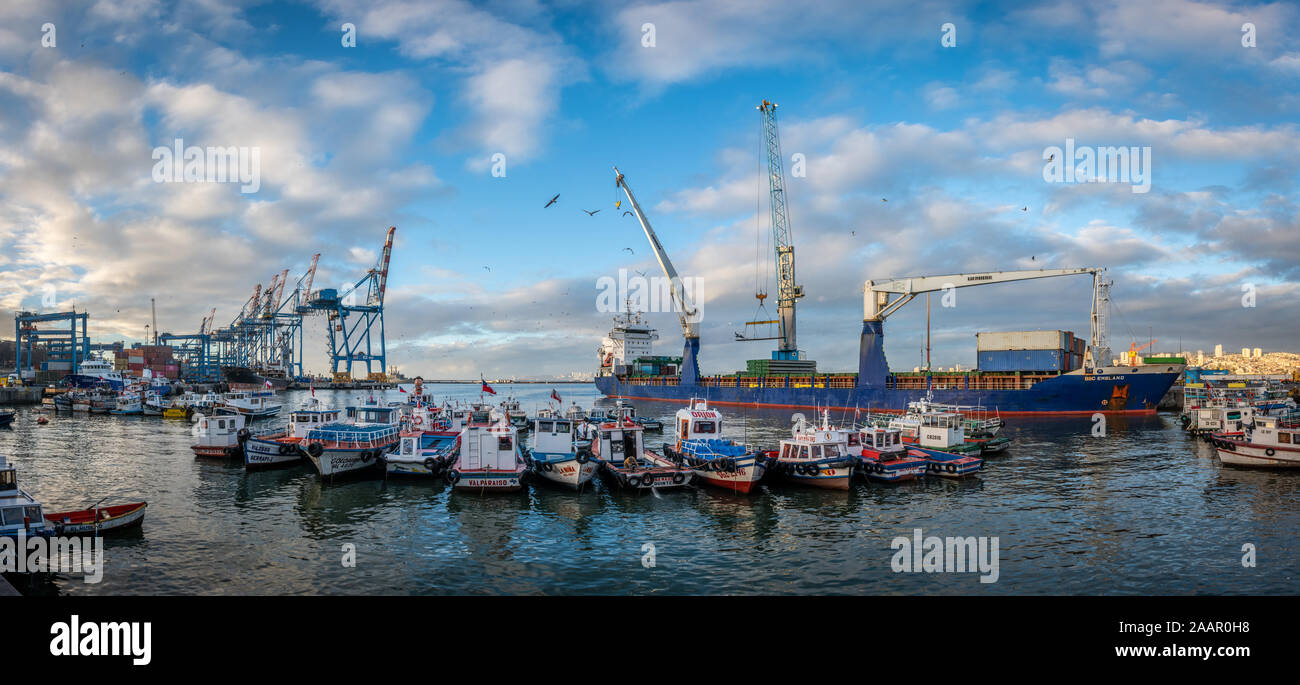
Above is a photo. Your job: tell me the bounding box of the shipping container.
[976,330,1074,352]
[978,349,1067,372]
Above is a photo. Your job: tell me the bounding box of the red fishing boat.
[44,501,147,535]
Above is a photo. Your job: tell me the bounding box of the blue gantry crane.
[13,310,90,380]
[301,227,394,382]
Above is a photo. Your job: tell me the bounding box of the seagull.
[881,198,887,203]
[483,266,491,271]
[622,211,633,217]
[584,209,600,216]
[1048,153,1055,162]
[623,247,634,254]
[544,194,560,208]
[1022,206,1028,212]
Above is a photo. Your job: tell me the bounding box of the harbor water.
[2,383,1295,595]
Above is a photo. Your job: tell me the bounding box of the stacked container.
[976,330,1076,373]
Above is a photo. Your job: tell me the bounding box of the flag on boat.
[399,387,407,393]
[551,389,561,404]
[310,384,315,397]
[264,380,273,388]
[481,376,497,395]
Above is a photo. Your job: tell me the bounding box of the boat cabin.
[587,407,612,423]
[0,456,49,536]
[859,426,905,456]
[778,415,849,465]
[563,404,587,421]
[595,419,646,466]
[674,398,723,449]
[891,411,965,448]
[533,417,578,454]
[194,412,248,449]
[1246,414,1300,447]
[460,419,519,470]
[346,405,400,425]
[287,405,343,438]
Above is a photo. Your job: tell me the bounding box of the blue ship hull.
[595,367,1180,415]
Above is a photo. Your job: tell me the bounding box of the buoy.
[37,416,49,425]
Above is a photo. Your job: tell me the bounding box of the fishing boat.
[591,414,694,491]
[63,358,128,390]
[303,404,401,479]
[501,397,530,432]
[527,416,598,490]
[387,403,459,477]
[1209,411,1300,468]
[142,390,170,416]
[586,406,613,424]
[769,410,859,490]
[89,388,115,414]
[0,455,54,538]
[190,411,248,459]
[110,388,143,415]
[563,403,587,422]
[220,390,282,419]
[0,410,13,428]
[661,399,767,493]
[445,407,528,492]
[857,425,928,482]
[70,391,91,413]
[241,398,342,470]
[44,501,147,535]
[899,409,985,477]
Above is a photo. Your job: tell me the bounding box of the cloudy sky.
[1,0,1297,379]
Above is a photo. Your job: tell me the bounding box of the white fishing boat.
[303,404,401,479]
[770,410,859,490]
[446,407,528,492]
[0,455,54,538]
[1210,412,1300,468]
[501,397,530,432]
[220,390,282,418]
[527,416,598,490]
[142,391,170,416]
[388,403,459,477]
[190,411,247,459]
[110,387,144,415]
[661,398,767,494]
[241,398,342,470]
[591,414,694,491]
[563,403,587,422]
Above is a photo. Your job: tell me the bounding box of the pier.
[0,387,44,405]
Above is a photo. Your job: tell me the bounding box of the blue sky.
[1,0,1298,378]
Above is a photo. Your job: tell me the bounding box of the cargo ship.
[603,158,1182,416]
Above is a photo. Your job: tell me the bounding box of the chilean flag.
[551,389,561,404]
[399,387,408,393]
[481,376,497,395]
[264,380,273,389]
[310,384,315,397]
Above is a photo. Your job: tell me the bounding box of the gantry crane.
[301,228,394,381]
[614,167,701,385]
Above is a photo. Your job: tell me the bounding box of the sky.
[1,0,1298,379]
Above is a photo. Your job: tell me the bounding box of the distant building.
[1196,350,1205,365]
[1242,347,1251,357]
[1253,348,1262,358]
[1214,344,1223,357]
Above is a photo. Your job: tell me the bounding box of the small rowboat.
[44,501,147,535]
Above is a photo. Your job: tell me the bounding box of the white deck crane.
[614,166,702,384]
[861,267,1113,377]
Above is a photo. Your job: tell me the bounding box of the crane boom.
[303,253,320,300]
[614,166,699,339]
[865,268,1100,321]
[370,227,396,307]
[757,100,803,356]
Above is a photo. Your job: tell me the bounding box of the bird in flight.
[483,266,491,271]
[584,209,600,216]
[544,194,560,208]
[881,198,887,203]
[622,211,633,217]
[623,247,634,254]
[1022,206,1028,212]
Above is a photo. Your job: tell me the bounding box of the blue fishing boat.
[302,404,401,479]
[527,416,597,490]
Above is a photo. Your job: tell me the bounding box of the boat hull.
[860,456,929,482]
[243,437,304,470]
[450,469,525,492]
[192,444,241,459]
[307,448,386,478]
[1212,440,1300,468]
[773,462,855,490]
[45,503,147,535]
[530,456,598,490]
[595,366,1180,415]
[911,447,984,478]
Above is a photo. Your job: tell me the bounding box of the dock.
[0,387,44,405]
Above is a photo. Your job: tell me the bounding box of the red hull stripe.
[608,395,1156,416]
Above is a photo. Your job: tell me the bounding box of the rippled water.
[2,383,1296,595]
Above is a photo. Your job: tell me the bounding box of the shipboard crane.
[614,166,702,385]
[857,267,1112,387]
[738,103,806,358]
